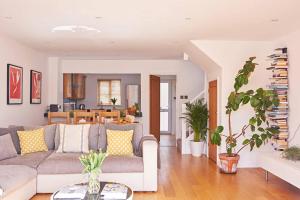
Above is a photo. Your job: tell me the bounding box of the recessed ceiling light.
[271,18,279,23]
[52,25,101,33]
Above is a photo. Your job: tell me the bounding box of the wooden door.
[209,80,218,163]
[150,75,160,142]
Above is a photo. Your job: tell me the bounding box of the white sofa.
[258,150,300,188]
[0,123,158,200]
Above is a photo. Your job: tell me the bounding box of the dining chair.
[48,112,70,125]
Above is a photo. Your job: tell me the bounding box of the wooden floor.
[32,147,300,200]
[160,134,176,147]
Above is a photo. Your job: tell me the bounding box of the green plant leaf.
[249,117,256,125]
[250,96,260,107]
[251,125,255,132]
[256,138,263,148]
[242,96,250,104]
[242,139,250,145]
[258,127,264,132]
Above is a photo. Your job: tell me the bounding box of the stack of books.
[100,183,128,199]
[267,48,289,150]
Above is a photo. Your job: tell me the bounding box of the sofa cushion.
[44,124,57,150]
[38,153,83,174]
[103,123,143,155]
[56,124,90,153]
[0,126,24,154]
[98,124,106,151]
[55,124,100,151]
[18,128,49,155]
[89,124,99,151]
[101,156,144,173]
[0,150,53,169]
[0,165,36,196]
[0,134,17,161]
[106,130,134,156]
[38,153,144,174]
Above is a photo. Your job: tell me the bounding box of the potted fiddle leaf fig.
[211,57,279,173]
[183,98,208,157]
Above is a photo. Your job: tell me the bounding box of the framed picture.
[30,70,42,104]
[7,64,23,105]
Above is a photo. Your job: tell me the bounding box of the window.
[97,80,121,105]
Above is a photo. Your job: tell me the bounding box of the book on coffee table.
[54,185,87,199]
[100,183,128,199]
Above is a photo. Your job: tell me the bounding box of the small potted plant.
[211,57,279,173]
[79,151,107,194]
[110,98,117,109]
[69,111,74,124]
[183,98,208,157]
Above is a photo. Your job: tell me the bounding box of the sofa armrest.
[143,139,158,191]
[137,135,157,156]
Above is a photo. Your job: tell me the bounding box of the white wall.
[192,40,274,167]
[48,58,205,138]
[275,29,300,146]
[0,34,48,127]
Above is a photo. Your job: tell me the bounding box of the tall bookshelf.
[267,48,289,151]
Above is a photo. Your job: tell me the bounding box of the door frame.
[160,80,172,135]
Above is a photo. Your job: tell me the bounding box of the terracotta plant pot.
[219,153,240,174]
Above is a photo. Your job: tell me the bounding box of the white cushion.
[56,124,90,153]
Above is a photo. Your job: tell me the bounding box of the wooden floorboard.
[32,147,300,200]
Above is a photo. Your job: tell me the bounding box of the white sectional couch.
[0,123,158,200]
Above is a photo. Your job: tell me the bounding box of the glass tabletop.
[52,182,133,200]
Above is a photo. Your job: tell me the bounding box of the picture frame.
[7,64,23,105]
[30,70,42,104]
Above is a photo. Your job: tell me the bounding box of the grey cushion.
[0,151,53,169]
[0,165,36,196]
[103,123,143,154]
[38,153,144,174]
[89,124,99,151]
[101,156,144,173]
[44,125,57,150]
[54,125,60,150]
[0,134,17,161]
[0,126,24,154]
[38,152,83,174]
[98,125,106,151]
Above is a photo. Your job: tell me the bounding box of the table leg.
[265,170,269,182]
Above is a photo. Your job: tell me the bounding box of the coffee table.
[51,182,133,200]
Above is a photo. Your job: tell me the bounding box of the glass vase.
[88,171,100,194]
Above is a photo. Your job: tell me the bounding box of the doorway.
[160,80,172,134]
[160,76,176,147]
[208,80,218,163]
[149,75,176,146]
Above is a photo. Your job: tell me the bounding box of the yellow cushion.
[17,128,48,155]
[106,129,134,156]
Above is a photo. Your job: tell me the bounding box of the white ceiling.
[0,0,300,59]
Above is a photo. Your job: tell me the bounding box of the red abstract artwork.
[30,70,42,104]
[7,64,23,104]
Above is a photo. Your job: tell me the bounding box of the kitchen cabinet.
[63,74,86,99]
